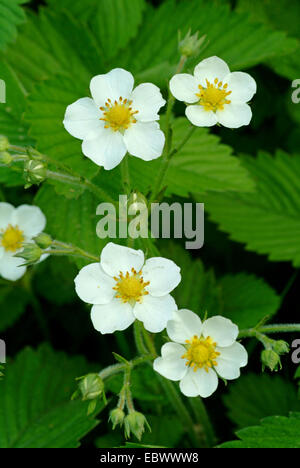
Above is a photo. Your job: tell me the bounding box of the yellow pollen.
[181,335,220,373]
[1,224,24,253]
[113,268,149,304]
[100,96,139,132]
[196,78,232,112]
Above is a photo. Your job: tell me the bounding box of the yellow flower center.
[182,335,220,372]
[197,78,232,112]
[100,97,139,132]
[113,268,149,304]
[1,224,24,253]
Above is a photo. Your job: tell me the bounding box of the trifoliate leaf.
[0,345,102,448]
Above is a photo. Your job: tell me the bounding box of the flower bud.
[109,408,125,430]
[33,232,53,249]
[24,159,47,185]
[261,349,281,372]
[15,243,43,266]
[273,340,290,355]
[124,411,151,441]
[0,151,12,165]
[178,30,206,58]
[0,136,9,152]
[78,373,104,401]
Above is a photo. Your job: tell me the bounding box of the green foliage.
[0,345,102,448]
[219,413,300,448]
[223,373,300,429]
[162,243,279,329]
[125,118,255,197]
[0,0,28,51]
[0,283,29,332]
[219,273,280,329]
[34,184,106,266]
[237,0,300,79]
[204,152,300,267]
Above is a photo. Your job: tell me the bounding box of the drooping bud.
[24,159,47,186]
[261,349,281,372]
[15,243,43,266]
[109,408,126,430]
[33,232,53,249]
[124,411,151,441]
[273,340,290,355]
[178,29,206,58]
[0,135,9,152]
[78,373,104,401]
[0,151,12,165]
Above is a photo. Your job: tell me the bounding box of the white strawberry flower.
[0,203,46,281]
[74,242,181,334]
[63,68,166,170]
[170,56,256,129]
[154,309,248,398]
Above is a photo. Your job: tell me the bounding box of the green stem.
[142,327,157,357]
[99,354,153,381]
[124,365,135,413]
[280,271,298,305]
[120,154,131,195]
[9,145,115,204]
[157,376,203,447]
[46,170,115,204]
[134,321,148,355]
[189,397,216,448]
[21,271,50,340]
[239,323,300,339]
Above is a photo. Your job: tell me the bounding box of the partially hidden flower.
[74,242,181,334]
[63,68,166,170]
[0,203,46,281]
[154,309,248,398]
[170,56,256,128]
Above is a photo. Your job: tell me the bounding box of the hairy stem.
[239,323,300,339]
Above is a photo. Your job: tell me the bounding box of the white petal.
[131,83,166,122]
[12,205,46,238]
[215,342,248,380]
[82,128,127,170]
[224,72,257,103]
[202,316,239,347]
[153,343,187,381]
[100,242,144,277]
[74,263,115,305]
[0,253,27,281]
[167,309,202,344]
[179,367,218,398]
[194,56,230,86]
[124,121,165,161]
[169,74,199,103]
[185,105,218,127]
[90,68,134,106]
[91,299,135,334]
[133,294,177,333]
[142,257,181,297]
[216,103,252,128]
[0,203,14,230]
[63,97,102,141]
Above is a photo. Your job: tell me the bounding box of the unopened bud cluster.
[261,339,290,372]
